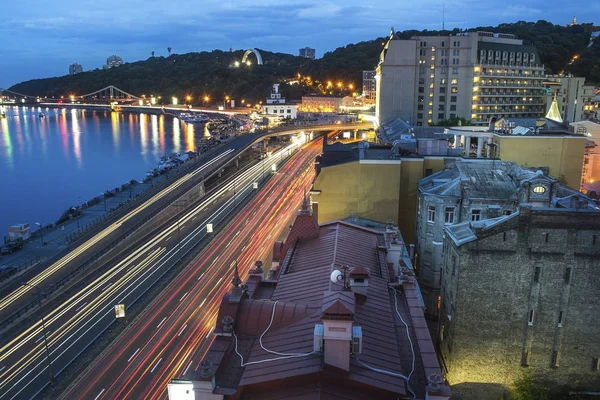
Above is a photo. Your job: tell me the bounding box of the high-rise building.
[362,70,376,102]
[298,46,316,59]
[69,62,83,75]
[376,30,546,126]
[104,55,123,69]
[544,76,596,123]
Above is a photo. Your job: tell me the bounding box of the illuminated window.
[451,87,458,93]
[451,78,458,84]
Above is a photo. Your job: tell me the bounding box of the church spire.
[545,93,563,123]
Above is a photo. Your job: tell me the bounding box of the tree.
[152,51,155,58]
[167,47,172,57]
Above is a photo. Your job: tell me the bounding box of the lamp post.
[35,222,44,245]
[21,282,54,385]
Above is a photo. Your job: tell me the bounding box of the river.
[0,106,207,236]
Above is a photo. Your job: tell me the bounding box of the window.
[533,266,541,283]
[439,96,445,102]
[451,96,457,102]
[441,67,448,74]
[419,77,425,84]
[451,78,458,84]
[444,207,455,224]
[438,113,444,119]
[558,311,563,327]
[438,104,445,111]
[528,310,535,326]
[593,357,600,371]
[452,68,458,74]
[451,87,458,93]
[427,205,436,223]
[471,209,481,221]
[450,113,456,118]
[503,210,512,215]
[417,113,423,119]
[418,96,424,102]
[419,67,425,74]
[418,86,424,93]
[287,109,291,113]
[441,78,446,84]
[450,105,456,111]
[425,168,433,176]
[551,351,558,368]
[417,104,424,110]
[440,87,446,93]
[564,267,571,284]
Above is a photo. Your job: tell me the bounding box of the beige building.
[376,29,546,126]
[572,120,600,186]
[544,76,596,123]
[300,95,354,113]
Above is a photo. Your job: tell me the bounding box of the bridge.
[0,85,141,105]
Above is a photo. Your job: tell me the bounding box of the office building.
[104,55,123,69]
[300,95,345,112]
[362,70,376,103]
[298,46,316,59]
[260,84,297,119]
[376,29,546,126]
[544,75,596,123]
[440,203,600,399]
[69,62,83,75]
[168,201,451,400]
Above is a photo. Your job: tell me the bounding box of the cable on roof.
[233,300,317,367]
[354,289,416,400]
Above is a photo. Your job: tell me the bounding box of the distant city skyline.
[1,0,596,88]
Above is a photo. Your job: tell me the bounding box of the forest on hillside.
[9,20,599,105]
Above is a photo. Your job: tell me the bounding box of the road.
[60,138,322,400]
[0,136,311,400]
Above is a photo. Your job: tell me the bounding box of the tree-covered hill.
[8,20,598,105]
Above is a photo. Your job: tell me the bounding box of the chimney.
[350,267,369,298]
[386,231,405,276]
[320,291,355,371]
[279,194,320,262]
[311,201,319,223]
[182,359,224,400]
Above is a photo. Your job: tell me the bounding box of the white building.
[104,55,123,69]
[260,84,297,119]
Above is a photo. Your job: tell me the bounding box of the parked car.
[0,265,17,279]
[0,241,24,254]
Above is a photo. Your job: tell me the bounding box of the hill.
[8,20,598,104]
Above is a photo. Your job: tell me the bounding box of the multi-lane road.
[0,134,314,399]
[61,138,323,400]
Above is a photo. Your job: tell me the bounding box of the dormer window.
[532,184,546,194]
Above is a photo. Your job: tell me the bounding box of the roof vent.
[199,359,214,378]
[313,324,324,352]
[427,373,444,393]
[222,315,234,333]
[351,326,363,354]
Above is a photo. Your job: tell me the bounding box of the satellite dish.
[330,269,342,284]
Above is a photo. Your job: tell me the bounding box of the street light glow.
[172,97,178,105]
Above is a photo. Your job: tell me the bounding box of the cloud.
[0,0,590,87]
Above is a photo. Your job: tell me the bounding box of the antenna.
[442,2,445,31]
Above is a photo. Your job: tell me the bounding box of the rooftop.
[178,207,450,399]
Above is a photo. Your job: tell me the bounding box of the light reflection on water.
[0,106,202,231]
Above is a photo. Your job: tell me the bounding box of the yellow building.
[491,118,587,188]
[312,142,445,245]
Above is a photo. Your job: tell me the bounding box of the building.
[260,84,297,119]
[543,76,596,123]
[362,70,376,103]
[298,47,316,59]
[69,62,83,75]
[440,203,600,399]
[416,158,591,316]
[104,55,123,69]
[376,29,546,126]
[168,201,451,400]
[572,120,600,186]
[300,96,345,112]
[489,117,587,188]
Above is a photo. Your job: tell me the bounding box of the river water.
[0,106,207,235]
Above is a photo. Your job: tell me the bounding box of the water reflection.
[0,106,204,231]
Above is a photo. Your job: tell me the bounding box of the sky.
[1,0,597,88]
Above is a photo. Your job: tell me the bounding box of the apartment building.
[544,75,597,123]
[376,30,546,126]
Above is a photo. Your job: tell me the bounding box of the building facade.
[260,83,297,119]
[440,205,600,398]
[362,70,376,103]
[544,76,596,123]
[376,30,546,126]
[572,120,600,186]
[298,46,316,59]
[69,62,83,75]
[300,95,344,112]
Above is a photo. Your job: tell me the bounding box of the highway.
[60,138,323,400]
[0,135,313,400]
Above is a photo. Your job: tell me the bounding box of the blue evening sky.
[0,0,596,88]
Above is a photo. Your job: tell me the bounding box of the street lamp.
[203,96,209,107]
[35,222,44,245]
[21,282,54,385]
